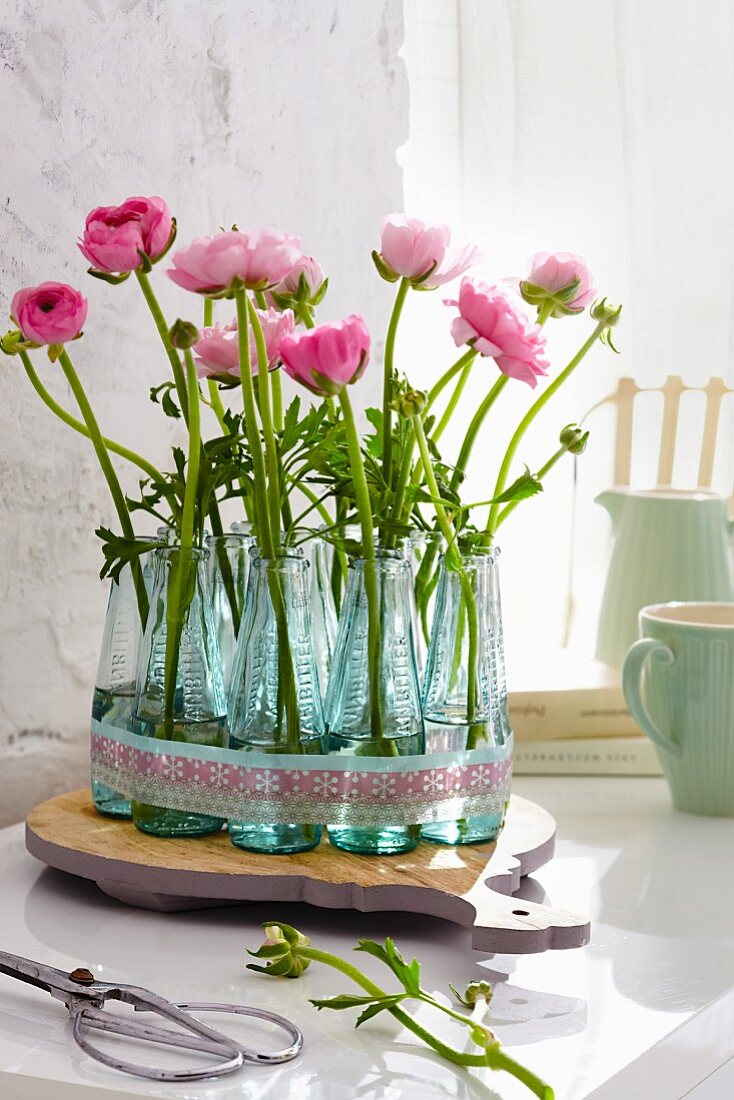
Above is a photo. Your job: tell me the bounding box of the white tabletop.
[1,777,733,1100]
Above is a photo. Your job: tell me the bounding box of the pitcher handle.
[622,638,682,757]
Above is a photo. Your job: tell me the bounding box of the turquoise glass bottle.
[132,546,227,837]
[206,530,255,696]
[309,533,339,699]
[227,552,325,854]
[91,545,157,818]
[421,549,510,845]
[325,552,424,855]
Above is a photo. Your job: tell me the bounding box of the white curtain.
[400,0,734,663]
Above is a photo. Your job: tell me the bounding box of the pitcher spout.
[595,488,625,527]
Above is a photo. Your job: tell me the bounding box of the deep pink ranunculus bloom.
[521,251,596,316]
[193,307,296,379]
[167,229,301,295]
[378,214,482,287]
[78,195,173,274]
[279,314,370,397]
[446,278,549,387]
[11,282,88,346]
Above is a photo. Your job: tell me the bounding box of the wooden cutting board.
[25,789,589,954]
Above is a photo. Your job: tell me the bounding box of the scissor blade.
[0,951,66,997]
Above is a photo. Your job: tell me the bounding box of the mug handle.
[622,638,682,757]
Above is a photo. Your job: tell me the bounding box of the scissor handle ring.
[72,1007,245,1082]
[175,1001,304,1064]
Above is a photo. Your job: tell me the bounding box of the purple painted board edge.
[24,797,590,954]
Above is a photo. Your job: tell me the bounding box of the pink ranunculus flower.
[446,278,549,388]
[279,314,370,397]
[11,282,88,346]
[168,229,301,296]
[376,213,482,288]
[78,195,173,274]
[520,252,596,317]
[193,308,296,379]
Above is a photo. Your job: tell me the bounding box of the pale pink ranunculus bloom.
[446,278,549,388]
[78,196,173,274]
[521,251,596,315]
[380,214,450,281]
[11,282,88,346]
[426,242,484,288]
[276,254,326,297]
[279,314,370,397]
[193,307,296,379]
[378,214,482,287]
[168,229,301,295]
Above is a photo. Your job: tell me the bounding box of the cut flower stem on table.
[247,922,554,1100]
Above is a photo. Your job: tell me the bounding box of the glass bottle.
[399,529,444,684]
[325,552,425,855]
[421,549,510,845]
[132,546,228,837]
[309,533,339,699]
[206,530,255,696]
[91,544,158,818]
[227,553,325,854]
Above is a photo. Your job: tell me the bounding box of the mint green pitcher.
[596,489,734,668]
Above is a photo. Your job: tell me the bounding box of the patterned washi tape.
[91,720,513,826]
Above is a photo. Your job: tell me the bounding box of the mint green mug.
[623,603,734,815]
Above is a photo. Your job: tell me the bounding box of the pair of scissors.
[0,950,302,1082]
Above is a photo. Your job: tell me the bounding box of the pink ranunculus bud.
[78,196,173,274]
[167,229,301,296]
[276,254,326,299]
[279,314,370,397]
[446,278,549,387]
[375,213,482,288]
[520,252,596,317]
[11,282,88,346]
[193,307,296,379]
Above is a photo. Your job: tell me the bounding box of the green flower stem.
[179,351,201,550]
[431,356,475,444]
[135,270,189,423]
[235,292,299,745]
[330,493,348,614]
[271,369,284,431]
[207,379,229,432]
[235,288,274,557]
[57,348,149,628]
[382,277,410,489]
[299,947,553,1099]
[385,421,416,549]
[20,350,163,483]
[247,299,282,545]
[301,306,316,330]
[204,299,214,327]
[293,483,333,530]
[412,414,478,721]
[161,349,201,735]
[424,348,477,416]
[484,317,607,541]
[450,374,508,492]
[407,348,479,499]
[494,444,567,531]
[338,387,382,738]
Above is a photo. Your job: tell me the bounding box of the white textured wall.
[0,0,407,825]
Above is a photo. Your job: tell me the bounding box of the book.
[507,648,639,742]
[512,735,661,776]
